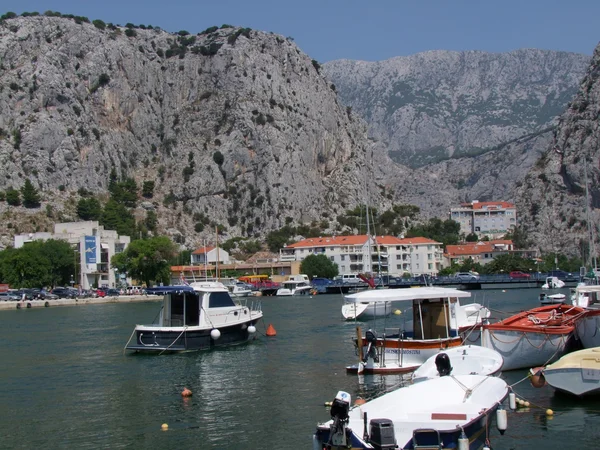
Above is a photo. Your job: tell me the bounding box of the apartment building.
[279,235,444,276]
[450,200,516,239]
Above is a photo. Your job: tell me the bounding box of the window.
[340,255,345,261]
[428,263,432,270]
[396,255,401,260]
[209,292,236,308]
[427,253,432,260]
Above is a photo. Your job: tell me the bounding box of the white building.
[279,235,444,276]
[14,221,130,289]
[191,245,231,266]
[450,200,517,239]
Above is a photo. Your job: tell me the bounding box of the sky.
[2,0,600,62]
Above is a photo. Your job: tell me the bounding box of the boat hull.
[543,347,600,396]
[126,319,261,353]
[481,328,572,371]
[342,302,392,320]
[576,310,600,349]
[347,337,464,374]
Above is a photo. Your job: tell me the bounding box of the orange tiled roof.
[459,201,515,210]
[446,239,513,257]
[192,246,216,255]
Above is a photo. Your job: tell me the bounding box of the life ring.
[44,301,50,307]
[16,303,22,309]
[26,302,32,308]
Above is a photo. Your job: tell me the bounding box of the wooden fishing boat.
[572,285,600,349]
[541,347,600,396]
[481,304,585,371]
[344,287,490,374]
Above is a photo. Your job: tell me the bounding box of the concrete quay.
[0,295,161,311]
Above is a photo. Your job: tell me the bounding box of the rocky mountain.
[324,50,589,168]
[0,15,376,249]
[516,43,600,259]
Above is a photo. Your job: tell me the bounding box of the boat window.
[413,299,450,339]
[209,292,236,308]
[185,296,200,326]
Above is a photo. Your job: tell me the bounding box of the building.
[450,201,516,239]
[279,235,444,276]
[14,221,130,289]
[191,245,231,266]
[445,240,537,266]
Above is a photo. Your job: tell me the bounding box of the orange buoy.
[354,397,366,406]
[529,367,546,388]
[181,387,193,397]
[266,323,277,336]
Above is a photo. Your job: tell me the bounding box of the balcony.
[279,254,297,262]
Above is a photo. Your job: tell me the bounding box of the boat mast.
[215,226,220,280]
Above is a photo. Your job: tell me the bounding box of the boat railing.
[234,298,262,313]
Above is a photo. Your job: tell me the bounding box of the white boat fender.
[509,392,517,410]
[496,406,508,434]
[247,325,256,334]
[210,329,221,340]
[458,429,469,450]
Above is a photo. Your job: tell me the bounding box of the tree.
[300,254,338,279]
[77,197,102,220]
[465,233,478,242]
[142,180,155,198]
[5,188,21,206]
[145,210,158,231]
[111,236,178,287]
[100,199,136,237]
[21,179,41,208]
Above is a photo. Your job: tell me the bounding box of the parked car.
[106,288,121,297]
[51,287,77,299]
[547,270,572,280]
[454,272,480,281]
[509,271,531,279]
[0,292,21,301]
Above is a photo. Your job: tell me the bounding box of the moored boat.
[313,375,509,449]
[541,347,600,396]
[411,345,503,382]
[344,287,490,374]
[572,285,600,348]
[124,282,263,353]
[341,300,392,320]
[481,304,586,371]
[539,292,566,305]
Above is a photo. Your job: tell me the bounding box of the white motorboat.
[542,347,600,396]
[275,280,312,296]
[344,287,490,374]
[542,276,565,289]
[313,375,509,449]
[539,292,566,305]
[411,345,503,382]
[481,304,586,370]
[341,299,392,320]
[124,282,263,353]
[572,285,600,349]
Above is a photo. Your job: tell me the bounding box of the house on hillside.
[191,245,230,265]
[450,200,516,239]
[279,235,443,276]
[445,240,537,266]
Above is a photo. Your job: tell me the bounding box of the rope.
[158,326,188,355]
[123,328,137,355]
[450,374,490,402]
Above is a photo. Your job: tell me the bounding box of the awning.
[101,243,109,249]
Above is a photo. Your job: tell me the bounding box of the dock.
[0,295,160,311]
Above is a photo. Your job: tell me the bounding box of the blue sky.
[2,1,599,62]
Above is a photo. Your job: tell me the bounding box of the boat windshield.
[209,292,236,308]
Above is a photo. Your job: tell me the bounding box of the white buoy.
[458,430,469,450]
[496,407,508,435]
[247,325,256,334]
[509,392,516,410]
[210,329,221,340]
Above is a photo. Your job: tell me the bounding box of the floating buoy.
[546,409,554,416]
[509,392,516,410]
[496,407,507,434]
[161,423,168,431]
[324,401,333,407]
[502,290,506,293]
[354,397,366,406]
[529,367,546,388]
[266,323,277,336]
[181,387,192,397]
[523,401,530,407]
[44,301,50,307]
[210,329,221,340]
[26,302,32,308]
[394,309,401,315]
[247,325,256,334]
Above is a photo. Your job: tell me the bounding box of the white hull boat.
[539,292,566,305]
[542,276,565,289]
[576,310,600,349]
[481,304,585,370]
[341,300,392,320]
[124,282,263,353]
[344,287,490,374]
[542,347,600,396]
[313,375,509,450]
[411,345,503,382]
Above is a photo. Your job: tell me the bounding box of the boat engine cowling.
[369,418,396,450]
[330,391,351,421]
[365,329,378,343]
[435,353,453,376]
[328,391,352,447]
[363,329,380,363]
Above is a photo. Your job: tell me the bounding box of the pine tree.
[21,180,41,208]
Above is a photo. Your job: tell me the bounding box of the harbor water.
[1,288,600,449]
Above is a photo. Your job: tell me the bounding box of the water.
[1,288,600,449]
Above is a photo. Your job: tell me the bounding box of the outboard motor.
[435,352,453,377]
[363,329,379,363]
[327,391,353,447]
[369,418,397,449]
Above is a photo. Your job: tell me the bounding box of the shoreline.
[0,295,161,311]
